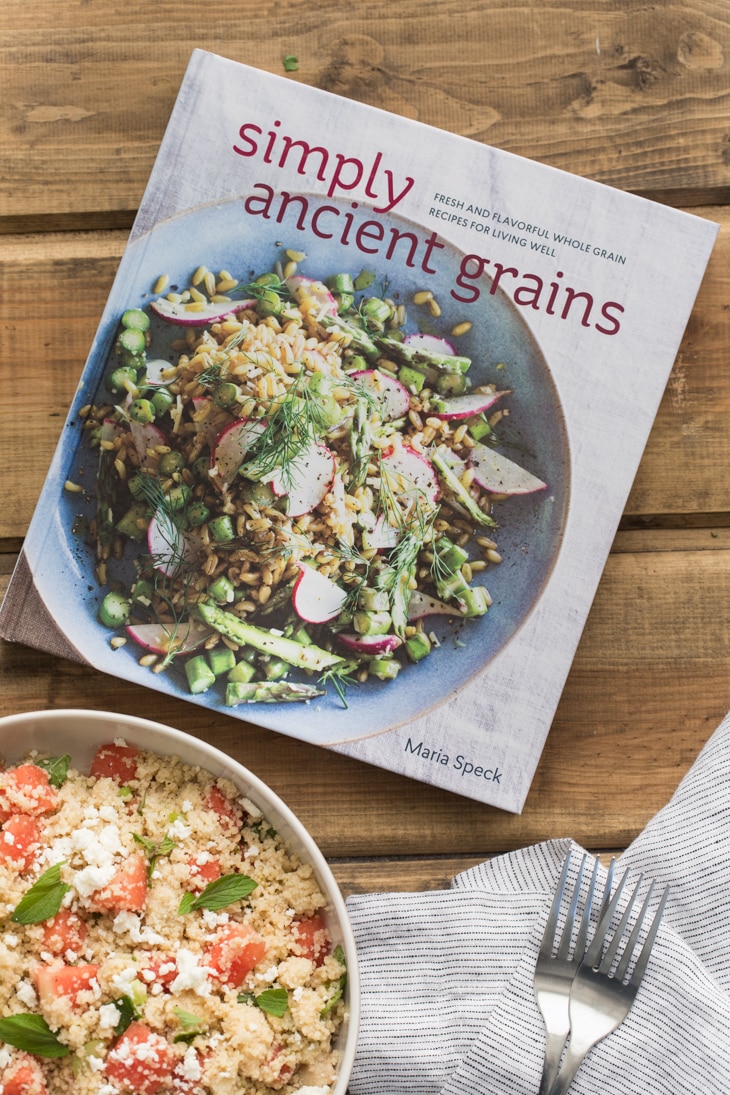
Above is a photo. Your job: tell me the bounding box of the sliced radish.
[337,632,402,655]
[403,333,456,356]
[101,417,123,444]
[350,369,411,421]
[407,589,464,621]
[269,441,335,517]
[292,564,348,624]
[210,418,266,490]
[150,297,256,326]
[362,513,400,551]
[125,619,213,656]
[129,420,167,463]
[143,358,175,386]
[147,511,202,577]
[430,390,510,421]
[379,445,439,507]
[285,276,338,317]
[468,442,547,495]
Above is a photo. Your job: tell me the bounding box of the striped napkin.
[346,712,730,1094]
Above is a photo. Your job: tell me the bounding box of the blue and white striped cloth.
[346,712,730,1094]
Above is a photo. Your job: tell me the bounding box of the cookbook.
[0,50,718,812]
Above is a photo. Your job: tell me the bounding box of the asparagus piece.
[226,680,325,705]
[431,446,497,528]
[196,601,345,672]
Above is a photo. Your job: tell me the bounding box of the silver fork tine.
[626,885,669,988]
[555,855,587,960]
[582,860,628,968]
[597,873,645,974]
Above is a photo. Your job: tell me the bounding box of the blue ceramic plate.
[29,197,570,744]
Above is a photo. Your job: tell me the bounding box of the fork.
[534,852,613,1094]
[546,869,669,1095]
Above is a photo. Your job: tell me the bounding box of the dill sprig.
[242,376,332,489]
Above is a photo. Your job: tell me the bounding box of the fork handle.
[546,1034,597,1095]
[538,1031,569,1095]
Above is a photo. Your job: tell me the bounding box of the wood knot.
[317,35,386,99]
[677,30,724,70]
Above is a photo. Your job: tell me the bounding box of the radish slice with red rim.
[269,441,335,517]
[150,297,256,325]
[285,276,338,316]
[147,511,202,577]
[125,619,213,656]
[210,418,267,490]
[430,390,510,421]
[379,445,439,506]
[143,359,175,386]
[403,333,457,356]
[350,369,411,421]
[467,442,547,495]
[407,589,464,621]
[292,564,348,624]
[337,632,403,655]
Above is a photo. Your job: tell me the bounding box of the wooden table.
[1,1,729,899]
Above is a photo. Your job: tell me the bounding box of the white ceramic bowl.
[0,707,360,1095]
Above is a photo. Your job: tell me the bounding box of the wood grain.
[1,1,729,898]
[1,206,727,540]
[2,1,730,227]
[1,539,726,859]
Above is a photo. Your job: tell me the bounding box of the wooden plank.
[1,206,728,540]
[1,544,727,858]
[2,1,730,225]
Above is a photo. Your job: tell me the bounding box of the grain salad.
[77,258,546,710]
[0,741,347,1094]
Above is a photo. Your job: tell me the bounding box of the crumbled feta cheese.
[73,862,117,898]
[16,979,38,1007]
[112,911,166,946]
[245,844,260,859]
[99,1003,122,1030]
[88,1054,106,1072]
[0,1048,12,1070]
[168,818,191,840]
[170,948,214,996]
[4,933,18,948]
[111,967,140,996]
[177,1046,203,1081]
[200,908,229,929]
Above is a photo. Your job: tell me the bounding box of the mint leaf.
[320,945,347,1017]
[178,873,257,914]
[11,864,71,925]
[0,1014,70,1058]
[133,832,176,881]
[283,55,298,72]
[113,995,139,1037]
[172,1007,205,1043]
[35,754,71,788]
[253,988,288,1017]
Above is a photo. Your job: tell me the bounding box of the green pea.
[117,327,147,355]
[186,501,210,527]
[212,382,242,410]
[98,591,131,629]
[129,398,156,423]
[208,515,235,543]
[150,388,174,415]
[121,308,151,332]
[107,366,138,396]
[159,450,185,476]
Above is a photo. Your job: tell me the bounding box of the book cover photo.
[0,50,718,812]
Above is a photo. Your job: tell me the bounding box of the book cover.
[0,50,718,812]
